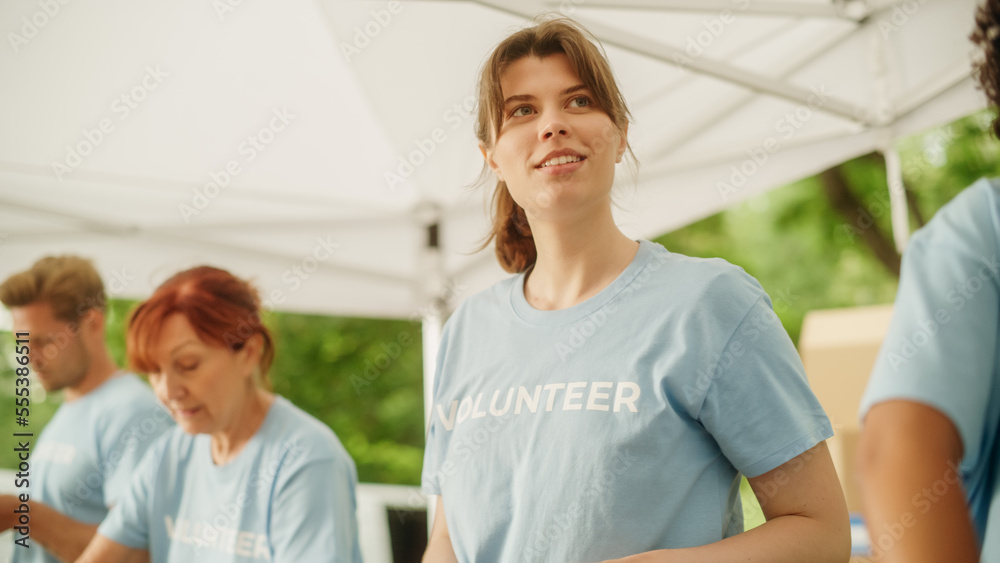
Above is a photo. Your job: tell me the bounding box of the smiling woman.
[76,266,363,563]
[421,16,850,563]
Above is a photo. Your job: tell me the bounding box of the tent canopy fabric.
[0,0,985,319]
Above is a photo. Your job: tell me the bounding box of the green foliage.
[267,313,425,485]
[656,110,1000,344]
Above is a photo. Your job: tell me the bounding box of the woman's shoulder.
[259,396,352,465]
[136,424,196,471]
[440,272,520,328]
[909,177,1000,253]
[636,240,765,304]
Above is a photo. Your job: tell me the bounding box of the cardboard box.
[799,304,895,432]
[799,304,895,514]
[828,427,864,512]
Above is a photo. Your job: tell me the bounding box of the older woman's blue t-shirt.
[98,395,362,562]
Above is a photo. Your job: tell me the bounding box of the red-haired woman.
[420,17,850,563]
[77,266,362,563]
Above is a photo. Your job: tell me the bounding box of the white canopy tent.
[0,0,986,437]
[0,0,986,316]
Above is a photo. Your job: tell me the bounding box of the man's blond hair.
[0,256,106,323]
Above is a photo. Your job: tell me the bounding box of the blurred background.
[1,0,997,561]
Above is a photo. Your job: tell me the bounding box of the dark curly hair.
[971,0,1000,138]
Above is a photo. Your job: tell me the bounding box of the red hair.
[127,266,275,384]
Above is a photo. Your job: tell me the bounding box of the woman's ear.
[616,123,629,163]
[480,142,503,182]
[239,333,264,376]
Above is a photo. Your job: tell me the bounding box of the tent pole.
[869,15,910,253]
[418,215,451,536]
[422,301,444,535]
[884,147,910,253]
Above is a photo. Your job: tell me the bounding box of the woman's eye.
[178,362,198,371]
[511,105,533,117]
[569,96,591,108]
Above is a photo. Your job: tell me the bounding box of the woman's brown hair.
[971,0,1000,138]
[475,17,634,273]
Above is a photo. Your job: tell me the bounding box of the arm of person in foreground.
[857,400,978,563]
[423,496,459,563]
[0,496,99,563]
[602,441,851,563]
[75,533,149,563]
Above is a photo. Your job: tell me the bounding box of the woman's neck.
[210,388,274,465]
[524,204,639,311]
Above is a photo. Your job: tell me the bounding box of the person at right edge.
[858,1,1000,561]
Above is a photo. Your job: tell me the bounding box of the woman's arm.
[857,400,978,563]
[604,441,850,563]
[75,533,149,563]
[423,496,458,563]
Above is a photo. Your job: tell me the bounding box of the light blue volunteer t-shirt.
[860,178,1000,560]
[422,239,834,562]
[13,373,171,563]
[98,395,362,563]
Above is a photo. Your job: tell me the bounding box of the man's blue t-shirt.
[13,373,171,563]
[98,395,362,563]
[860,177,1000,559]
[421,239,833,562]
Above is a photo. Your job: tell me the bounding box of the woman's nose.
[155,371,186,401]
[539,111,570,140]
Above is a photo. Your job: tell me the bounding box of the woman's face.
[147,313,260,435]
[483,53,626,223]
